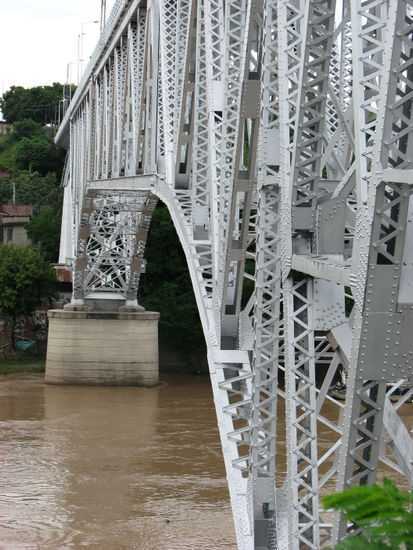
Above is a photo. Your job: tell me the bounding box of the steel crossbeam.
[55,1,413,548]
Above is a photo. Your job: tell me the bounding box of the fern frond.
[372,516,413,535]
[322,478,413,549]
[327,535,389,549]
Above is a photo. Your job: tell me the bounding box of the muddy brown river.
[0,374,236,550]
[0,374,411,549]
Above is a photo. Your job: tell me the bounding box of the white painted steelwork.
[55,1,413,548]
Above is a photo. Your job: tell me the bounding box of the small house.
[0,205,33,246]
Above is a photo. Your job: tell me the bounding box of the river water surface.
[0,374,411,550]
[0,374,236,550]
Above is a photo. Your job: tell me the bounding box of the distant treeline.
[1,83,75,126]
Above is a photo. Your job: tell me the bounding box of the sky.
[0,0,117,97]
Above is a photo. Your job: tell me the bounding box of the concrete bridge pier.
[45,299,160,387]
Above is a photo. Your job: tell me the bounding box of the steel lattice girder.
[55,1,413,549]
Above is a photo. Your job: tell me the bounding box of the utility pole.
[100,1,107,33]
[77,20,99,83]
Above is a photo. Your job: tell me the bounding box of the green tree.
[0,178,13,204]
[0,86,29,124]
[15,137,65,176]
[139,203,205,359]
[25,207,62,262]
[0,83,65,125]
[15,137,50,172]
[0,244,57,349]
[322,478,413,549]
[12,120,43,141]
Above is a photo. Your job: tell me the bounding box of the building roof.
[0,205,33,217]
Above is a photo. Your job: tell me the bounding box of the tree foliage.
[0,178,13,203]
[0,171,63,214]
[15,137,51,172]
[0,118,65,178]
[139,203,205,358]
[0,136,17,173]
[0,83,65,125]
[15,136,65,177]
[25,207,62,262]
[0,244,57,348]
[322,478,413,549]
[12,120,44,141]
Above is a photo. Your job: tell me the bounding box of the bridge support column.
[45,306,160,387]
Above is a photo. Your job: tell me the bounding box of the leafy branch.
[322,478,413,549]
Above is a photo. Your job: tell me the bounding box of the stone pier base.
[45,308,160,386]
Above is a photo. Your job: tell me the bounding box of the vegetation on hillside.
[0,120,65,179]
[0,107,65,262]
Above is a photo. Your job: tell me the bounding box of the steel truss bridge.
[56,1,413,548]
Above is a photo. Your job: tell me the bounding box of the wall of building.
[0,207,32,247]
[4,224,31,246]
[0,122,11,136]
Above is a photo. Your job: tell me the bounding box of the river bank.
[0,355,45,375]
[0,346,209,377]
